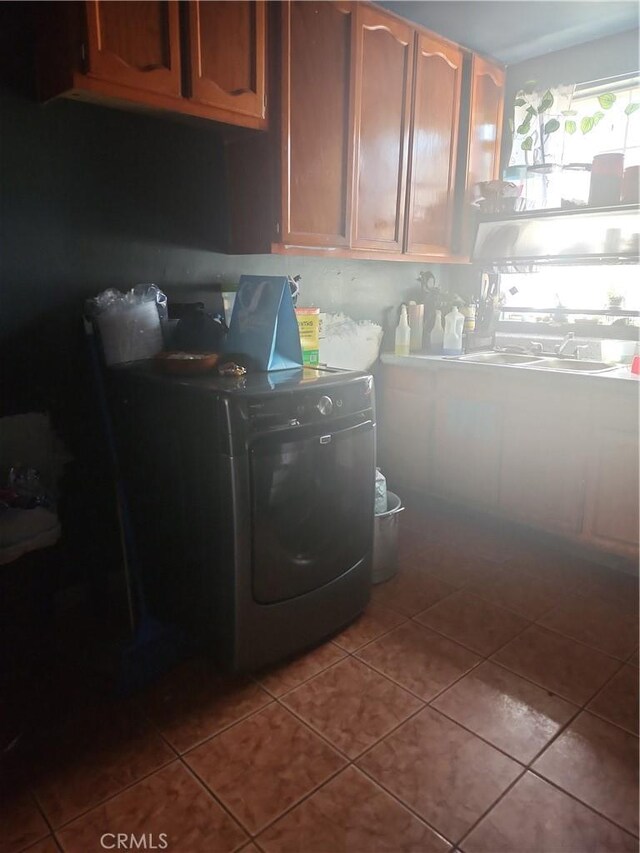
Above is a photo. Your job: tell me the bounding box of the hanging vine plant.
[511,82,639,164]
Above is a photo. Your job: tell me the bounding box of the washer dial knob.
[317,395,333,416]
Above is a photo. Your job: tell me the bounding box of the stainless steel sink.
[458,352,544,365]
[531,358,617,373]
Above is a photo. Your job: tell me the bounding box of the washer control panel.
[317,395,334,416]
[246,376,373,431]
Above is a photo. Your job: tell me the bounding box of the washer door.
[249,419,375,604]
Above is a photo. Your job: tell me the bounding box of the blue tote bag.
[224,276,303,371]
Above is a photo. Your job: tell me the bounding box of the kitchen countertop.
[379,353,640,388]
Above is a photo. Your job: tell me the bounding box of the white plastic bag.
[85,284,167,365]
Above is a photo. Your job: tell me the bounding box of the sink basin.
[532,359,617,373]
[458,352,543,365]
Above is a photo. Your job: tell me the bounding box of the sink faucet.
[574,345,590,360]
[529,341,544,355]
[555,332,575,356]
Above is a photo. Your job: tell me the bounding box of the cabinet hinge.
[79,42,87,73]
[275,220,281,236]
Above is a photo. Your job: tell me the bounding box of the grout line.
[486,655,609,710]
[453,765,529,848]
[580,659,640,738]
[526,767,640,839]
[425,702,539,770]
[34,754,178,835]
[354,643,484,709]
[518,703,584,770]
[25,791,57,847]
[177,759,251,850]
[528,617,637,663]
[278,684,425,766]
[409,609,535,660]
[177,694,279,759]
[250,643,350,700]
[354,760,458,849]
[456,695,637,847]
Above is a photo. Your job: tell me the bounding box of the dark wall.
[506,27,639,94]
[0,3,449,581]
[1,91,229,407]
[0,3,233,579]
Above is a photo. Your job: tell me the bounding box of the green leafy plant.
[513,84,639,162]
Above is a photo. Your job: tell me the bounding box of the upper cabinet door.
[187,0,266,122]
[467,55,505,202]
[405,34,462,256]
[281,1,355,247]
[351,7,413,252]
[84,1,181,97]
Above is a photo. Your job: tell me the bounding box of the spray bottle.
[395,305,411,356]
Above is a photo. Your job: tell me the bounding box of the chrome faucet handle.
[555,332,576,355]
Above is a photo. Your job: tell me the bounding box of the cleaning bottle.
[395,304,410,356]
[443,306,464,355]
[430,309,444,354]
[407,301,424,352]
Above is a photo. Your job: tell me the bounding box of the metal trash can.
[372,491,404,584]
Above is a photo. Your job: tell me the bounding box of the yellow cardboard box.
[295,307,320,365]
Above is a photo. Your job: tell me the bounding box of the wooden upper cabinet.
[186,0,266,123]
[38,1,267,129]
[281,1,355,246]
[84,0,181,97]
[351,7,413,252]
[467,55,505,203]
[405,34,462,256]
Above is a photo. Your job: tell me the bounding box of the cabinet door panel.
[352,7,413,251]
[406,35,462,256]
[379,388,433,493]
[499,405,589,535]
[460,55,504,252]
[585,429,639,550]
[433,394,502,507]
[85,0,181,97]
[188,0,266,121]
[282,1,354,246]
[467,56,504,202]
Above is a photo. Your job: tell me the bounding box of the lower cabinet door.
[433,394,503,508]
[378,386,432,494]
[499,403,589,535]
[583,427,639,553]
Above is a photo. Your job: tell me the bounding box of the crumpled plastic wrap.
[85,284,167,365]
[85,283,167,321]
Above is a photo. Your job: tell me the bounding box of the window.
[507,74,640,209]
[499,265,640,336]
[561,75,640,167]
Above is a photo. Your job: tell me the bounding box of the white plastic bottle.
[443,306,465,355]
[395,304,411,356]
[430,309,444,353]
[407,301,424,352]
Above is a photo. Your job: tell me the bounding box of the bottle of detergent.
[430,309,444,353]
[443,306,464,356]
[395,305,410,356]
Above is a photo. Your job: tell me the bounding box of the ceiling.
[381,2,639,65]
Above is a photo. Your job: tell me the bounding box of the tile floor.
[2,504,639,853]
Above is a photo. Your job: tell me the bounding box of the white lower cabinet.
[379,363,639,560]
